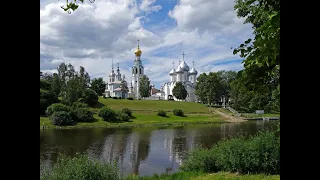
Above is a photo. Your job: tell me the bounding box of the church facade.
[104,62,129,99]
[162,53,198,102]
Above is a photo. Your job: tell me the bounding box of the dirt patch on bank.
[209,108,247,123]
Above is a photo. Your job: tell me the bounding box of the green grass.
[124,172,279,180]
[241,113,280,118]
[41,98,225,129]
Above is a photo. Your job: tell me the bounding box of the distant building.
[104,61,129,99]
[162,53,198,102]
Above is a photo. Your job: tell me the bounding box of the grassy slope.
[41,98,225,129]
[241,113,280,118]
[125,172,279,180]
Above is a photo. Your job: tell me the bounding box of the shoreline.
[40,118,230,130]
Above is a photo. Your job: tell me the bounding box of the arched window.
[139,68,141,74]
[135,68,138,74]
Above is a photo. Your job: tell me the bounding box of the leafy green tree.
[60,0,95,14]
[90,77,106,96]
[139,75,151,99]
[172,82,187,101]
[195,73,208,104]
[233,0,280,94]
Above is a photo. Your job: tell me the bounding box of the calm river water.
[40,121,278,176]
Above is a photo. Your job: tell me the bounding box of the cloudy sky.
[40,0,253,87]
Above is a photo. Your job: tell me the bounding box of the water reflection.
[40,121,278,176]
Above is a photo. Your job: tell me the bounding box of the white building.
[129,40,145,99]
[162,53,198,102]
[104,62,129,98]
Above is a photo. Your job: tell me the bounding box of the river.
[40,120,278,176]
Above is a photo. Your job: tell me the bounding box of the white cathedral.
[104,40,145,99]
[104,40,198,102]
[162,53,199,102]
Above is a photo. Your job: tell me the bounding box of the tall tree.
[233,0,280,90]
[90,78,107,96]
[195,73,208,104]
[172,82,187,101]
[139,75,151,99]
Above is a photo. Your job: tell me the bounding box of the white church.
[104,40,198,102]
[162,53,199,102]
[104,40,145,99]
[104,61,129,99]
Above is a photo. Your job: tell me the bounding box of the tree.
[60,0,95,14]
[172,82,187,101]
[195,73,208,104]
[233,0,280,92]
[139,75,151,99]
[90,78,106,96]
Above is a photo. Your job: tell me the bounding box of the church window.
[135,68,138,74]
[139,68,141,74]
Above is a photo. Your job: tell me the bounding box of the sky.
[40,0,253,88]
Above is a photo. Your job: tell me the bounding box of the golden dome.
[135,45,142,56]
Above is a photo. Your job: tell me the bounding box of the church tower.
[131,39,144,98]
[116,62,122,81]
[109,58,116,82]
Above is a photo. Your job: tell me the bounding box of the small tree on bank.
[139,75,151,99]
[172,82,187,101]
[90,77,107,96]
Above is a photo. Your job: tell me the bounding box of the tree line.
[40,63,107,115]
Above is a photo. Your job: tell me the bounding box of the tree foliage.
[229,0,280,113]
[139,75,151,98]
[90,77,107,96]
[60,0,95,14]
[233,0,280,90]
[195,71,237,105]
[172,82,187,101]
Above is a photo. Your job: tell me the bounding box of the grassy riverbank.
[125,172,279,180]
[40,98,225,129]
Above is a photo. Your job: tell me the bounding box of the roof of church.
[189,67,198,75]
[114,87,123,91]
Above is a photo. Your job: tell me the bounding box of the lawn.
[40,98,224,129]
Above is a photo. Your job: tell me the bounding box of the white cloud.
[40,0,253,87]
[140,0,162,12]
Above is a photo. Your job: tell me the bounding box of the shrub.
[50,111,73,126]
[180,131,280,175]
[173,109,184,116]
[46,103,71,117]
[40,153,120,180]
[72,108,95,122]
[116,111,130,122]
[98,107,117,122]
[119,97,122,99]
[157,110,167,117]
[112,97,118,99]
[121,108,132,117]
[71,102,88,109]
[81,89,99,106]
[103,95,107,99]
[127,97,134,100]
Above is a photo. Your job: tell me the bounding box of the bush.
[40,153,120,180]
[127,97,134,100]
[71,102,88,109]
[157,110,167,117]
[98,107,117,122]
[81,89,99,106]
[173,109,184,116]
[119,97,122,99]
[116,111,130,122]
[50,111,73,126]
[46,103,71,117]
[72,108,95,122]
[180,131,280,175]
[121,108,132,117]
[112,97,118,99]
